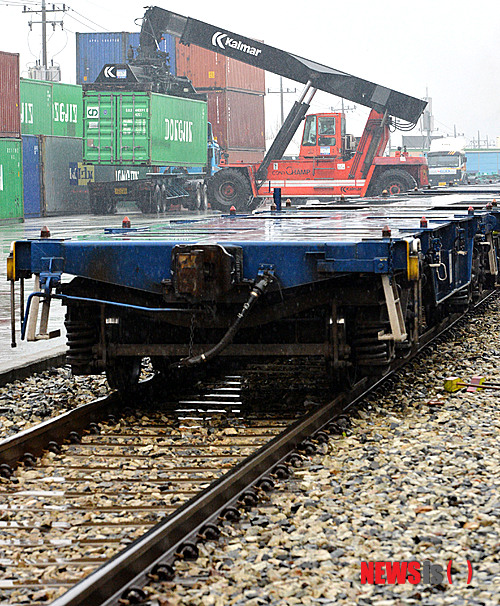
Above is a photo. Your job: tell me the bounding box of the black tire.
[207,169,252,211]
[106,357,141,392]
[374,169,417,196]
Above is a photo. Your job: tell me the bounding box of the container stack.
[0,51,23,223]
[20,78,89,217]
[75,32,177,84]
[176,41,266,164]
[75,32,266,165]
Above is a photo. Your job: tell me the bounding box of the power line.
[67,7,107,31]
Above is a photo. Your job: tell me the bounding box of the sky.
[1,0,499,150]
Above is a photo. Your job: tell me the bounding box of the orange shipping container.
[0,51,20,138]
[176,41,265,93]
[206,90,265,152]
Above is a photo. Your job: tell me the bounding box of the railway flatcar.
[7,193,500,392]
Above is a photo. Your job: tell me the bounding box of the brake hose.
[177,272,275,367]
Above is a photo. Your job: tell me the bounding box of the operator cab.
[299,113,356,160]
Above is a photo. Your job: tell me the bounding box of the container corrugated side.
[85,90,207,166]
[40,136,90,215]
[0,52,21,138]
[22,135,42,217]
[76,32,176,84]
[176,42,265,93]
[149,93,207,166]
[206,90,265,151]
[0,138,23,221]
[52,82,83,137]
[20,79,52,136]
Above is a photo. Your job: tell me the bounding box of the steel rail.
[0,378,160,471]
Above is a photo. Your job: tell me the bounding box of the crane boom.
[140,7,426,124]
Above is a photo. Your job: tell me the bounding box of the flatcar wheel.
[106,357,141,392]
[326,359,357,389]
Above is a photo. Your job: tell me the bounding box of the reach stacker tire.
[208,169,252,212]
[375,169,417,196]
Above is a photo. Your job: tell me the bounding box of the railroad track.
[0,290,497,605]
[0,361,329,605]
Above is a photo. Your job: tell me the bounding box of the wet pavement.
[0,206,208,376]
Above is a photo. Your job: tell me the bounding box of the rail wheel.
[207,169,252,211]
[106,357,141,392]
[375,169,416,196]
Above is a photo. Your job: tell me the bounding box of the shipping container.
[20,79,52,136]
[0,138,23,221]
[20,79,83,137]
[22,135,42,218]
[465,149,500,175]
[206,90,265,152]
[0,52,21,138]
[176,41,265,93]
[51,82,83,137]
[40,136,90,215]
[76,32,176,85]
[84,90,207,166]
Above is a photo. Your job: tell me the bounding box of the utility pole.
[267,76,297,127]
[23,2,67,72]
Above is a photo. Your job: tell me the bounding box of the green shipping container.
[0,138,23,222]
[20,79,52,136]
[20,79,83,137]
[52,82,83,137]
[84,91,207,166]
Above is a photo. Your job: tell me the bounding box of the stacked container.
[176,42,266,164]
[0,51,23,222]
[20,78,89,217]
[76,32,177,85]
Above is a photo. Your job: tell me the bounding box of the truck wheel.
[375,170,416,196]
[207,169,252,211]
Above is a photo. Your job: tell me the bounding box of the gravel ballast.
[147,302,500,606]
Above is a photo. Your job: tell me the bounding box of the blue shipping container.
[465,150,500,175]
[76,32,176,85]
[22,135,42,218]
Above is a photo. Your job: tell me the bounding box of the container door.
[22,135,42,217]
[116,93,150,163]
[84,92,115,163]
[42,136,90,215]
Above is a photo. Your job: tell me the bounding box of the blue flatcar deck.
[11,192,500,296]
[84,193,498,244]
